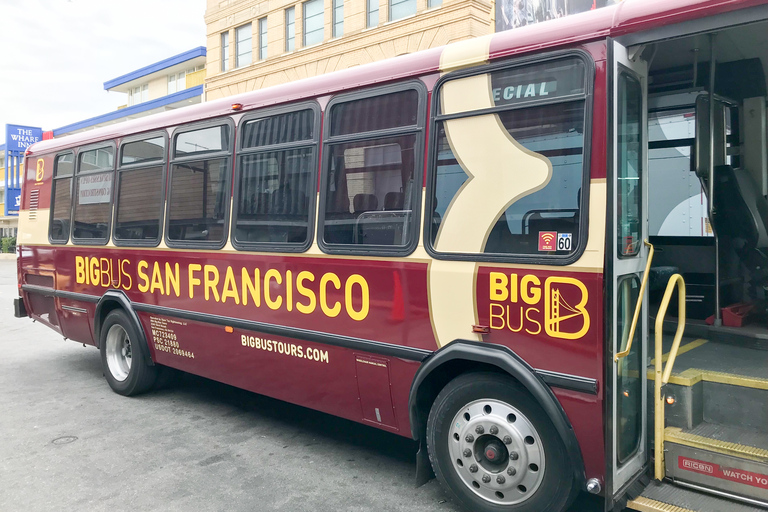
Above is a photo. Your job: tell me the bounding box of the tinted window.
[321,88,424,253]
[617,71,642,257]
[168,159,229,244]
[73,147,114,242]
[121,136,165,165]
[330,90,419,136]
[50,153,74,243]
[235,109,316,248]
[430,57,588,259]
[175,125,229,157]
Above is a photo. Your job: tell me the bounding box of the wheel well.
[412,360,510,440]
[94,300,123,348]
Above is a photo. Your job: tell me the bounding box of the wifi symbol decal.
[538,231,557,251]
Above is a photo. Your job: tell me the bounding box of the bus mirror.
[695,94,729,179]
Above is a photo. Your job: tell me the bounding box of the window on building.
[168,74,176,95]
[428,57,589,259]
[72,146,115,243]
[234,108,317,249]
[236,23,252,68]
[285,7,296,51]
[114,135,166,244]
[128,84,148,106]
[258,17,268,60]
[367,0,379,27]
[333,0,344,37]
[167,123,232,246]
[428,0,441,7]
[320,88,424,253]
[390,0,417,21]
[49,152,74,243]
[303,0,324,46]
[221,31,230,71]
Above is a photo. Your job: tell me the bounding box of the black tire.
[99,309,158,396]
[426,372,575,512]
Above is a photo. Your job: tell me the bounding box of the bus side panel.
[554,388,605,482]
[138,310,419,433]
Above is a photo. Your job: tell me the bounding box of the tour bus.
[13,1,768,510]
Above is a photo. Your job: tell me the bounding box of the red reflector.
[472,325,490,334]
[25,149,32,156]
[231,103,243,111]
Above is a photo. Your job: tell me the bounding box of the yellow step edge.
[650,338,708,366]
[665,427,768,463]
[645,367,768,390]
[626,496,697,512]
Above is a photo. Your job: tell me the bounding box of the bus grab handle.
[614,240,654,362]
[654,273,686,481]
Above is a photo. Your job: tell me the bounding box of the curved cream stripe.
[429,37,556,348]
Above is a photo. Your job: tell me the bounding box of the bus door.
[609,39,649,497]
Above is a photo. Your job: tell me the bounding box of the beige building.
[204,0,493,99]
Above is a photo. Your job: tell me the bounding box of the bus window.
[114,135,166,245]
[320,87,424,253]
[49,152,75,243]
[233,108,317,249]
[167,123,232,247]
[617,70,642,257]
[72,145,115,244]
[429,57,588,259]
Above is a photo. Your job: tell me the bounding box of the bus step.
[627,479,765,512]
[664,423,768,507]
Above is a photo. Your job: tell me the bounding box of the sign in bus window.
[72,147,114,242]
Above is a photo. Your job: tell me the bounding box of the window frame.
[424,50,595,265]
[318,81,428,257]
[285,7,296,51]
[231,101,322,253]
[332,0,344,38]
[302,0,324,47]
[112,131,169,247]
[258,17,268,60]
[165,118,235,250]
[367,0,379,27]
[71,141,117,246]
[48,150,76,245]
[221,31,230,72]
[235,23,252,68]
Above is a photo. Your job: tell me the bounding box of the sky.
[0,0,206,142]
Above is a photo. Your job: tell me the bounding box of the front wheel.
[100,309,158,396]
[426,372,575,512]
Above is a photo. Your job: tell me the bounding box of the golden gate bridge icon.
[544,277,590,340]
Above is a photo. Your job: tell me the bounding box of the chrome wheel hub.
[448,399,545,505]
[105,324,132,382]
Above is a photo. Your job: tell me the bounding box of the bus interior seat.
[384,192,404,210]
[706,165,768,281]
[353,194,378,214]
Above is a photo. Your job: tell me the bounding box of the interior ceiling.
[647,20,768,96]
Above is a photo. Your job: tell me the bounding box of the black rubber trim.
[13,297,27,318]
[22,284,99,302]
[408,339,586,488]
[132,302,432,361]
[94,291,154,366]
[536,369,598,395]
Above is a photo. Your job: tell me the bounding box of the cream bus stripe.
[17,208,50,246]
[438,35,492,74]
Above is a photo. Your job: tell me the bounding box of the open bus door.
[608,38,650,505]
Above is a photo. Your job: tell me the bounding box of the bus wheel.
[100,309,158,396]
[426,372,573,512]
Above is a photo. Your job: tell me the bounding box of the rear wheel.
[100,309,158,396]
[426,372,575,512]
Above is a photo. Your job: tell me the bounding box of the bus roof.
[28,0,767,156]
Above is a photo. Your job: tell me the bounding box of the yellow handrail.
[654,273,686,481]
[615,240,655,362]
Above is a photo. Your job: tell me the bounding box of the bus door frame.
[607,38,650,501]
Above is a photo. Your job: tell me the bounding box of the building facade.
[204,0,493,100]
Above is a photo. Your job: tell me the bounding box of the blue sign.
[5,124,42,217]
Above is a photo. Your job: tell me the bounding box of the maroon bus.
[14,1,768,510]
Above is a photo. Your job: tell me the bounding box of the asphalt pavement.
[0,258,603,512]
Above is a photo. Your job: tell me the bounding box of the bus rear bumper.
[14,297,27,318]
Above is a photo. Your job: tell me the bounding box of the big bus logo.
[489,273,590,340]
[543,276,590,340]
[35,159,45,182]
